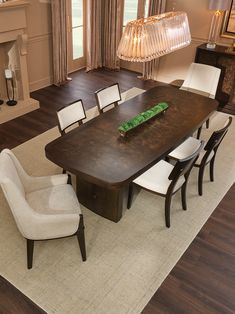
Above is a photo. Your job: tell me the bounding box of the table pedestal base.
[76,177,129,222]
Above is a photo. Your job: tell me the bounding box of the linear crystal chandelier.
[117,11,191,62]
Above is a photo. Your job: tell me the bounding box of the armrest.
[24,173,69,193]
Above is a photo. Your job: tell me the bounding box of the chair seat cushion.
[168,137,214,165]
[168,137,201,160]
[133,160,185,195]
[26,184,81,215]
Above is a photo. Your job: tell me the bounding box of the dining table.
[45,85,218,222]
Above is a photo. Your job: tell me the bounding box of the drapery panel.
[86,0,124,71]
[86,0,103,71]
[103,0,124,70]
[142,0,166,80]
[51,0,68,86]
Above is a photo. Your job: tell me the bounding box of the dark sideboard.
[195,43,235,108]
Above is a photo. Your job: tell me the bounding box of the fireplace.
[0,0,39,124]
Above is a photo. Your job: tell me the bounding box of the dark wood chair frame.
[127,142,204,228]
[197,119,210,139]
[56,99,86,136]
[26,177,86,269]
[94,83,121,114]
[195,116,232,195]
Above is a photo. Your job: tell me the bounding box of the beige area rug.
[0,89,235,313]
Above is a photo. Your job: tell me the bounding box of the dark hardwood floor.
[0,276,46,314]
[142,183,235,314]
[0,68,234,313]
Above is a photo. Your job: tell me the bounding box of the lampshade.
[117,11,191,62]
[208,0,231,11]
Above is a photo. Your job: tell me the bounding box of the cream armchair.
[0,149,86,269]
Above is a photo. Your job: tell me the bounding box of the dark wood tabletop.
[45,85,218,188]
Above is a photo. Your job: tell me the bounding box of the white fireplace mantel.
[0,0,39,124]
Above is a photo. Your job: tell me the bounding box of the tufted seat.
[0,149,86,269]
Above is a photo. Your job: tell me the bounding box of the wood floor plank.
[0,276,46,314]
[142,183,235,314]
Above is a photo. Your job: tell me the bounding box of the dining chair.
[95,83,121,114]
[180,62,221,138]
[168,116,232,196]
[0,149,86,269]
[57,99,86,135]
[127,141,204,228]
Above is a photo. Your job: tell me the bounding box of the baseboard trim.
[29,76,52,92]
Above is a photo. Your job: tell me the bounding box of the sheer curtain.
[51,0,68,86]
[142,0,166,80]
[86,0,124,71]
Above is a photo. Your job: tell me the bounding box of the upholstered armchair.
[0,149,86,269]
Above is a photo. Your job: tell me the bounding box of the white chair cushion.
[168,137,201,160]
[97,84,121,109]
[57,100,85,132]
[133,160,185,195]
[26,184,81,215]
[168,137,214,166]
[180,63,221,99]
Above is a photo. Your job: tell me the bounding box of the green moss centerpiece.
[118,102,168,137]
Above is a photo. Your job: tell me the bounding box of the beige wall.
[26,0,234,91]
[156,0,233,83]
[122,0,234,83]
[26,0,52,91]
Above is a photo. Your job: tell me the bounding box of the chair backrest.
[0,149,26,196]
[57,99,86,135]
[180,63,221,99]
[203,116,232,162]
[95,83,121,114]
[168,140,204,188]
[0,149,36,238]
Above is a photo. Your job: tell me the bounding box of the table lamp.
[207,0,231,49]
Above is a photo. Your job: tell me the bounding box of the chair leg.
[181,182,187,211]
[198,165,206,196]
[26,239,34,269]
[127,183,134,209]
[196,126,202,139]
[209,157,215,182]
[206,118,209,129]
[67,174,72,185]
[77,215,86,261]
[165,194,172,228]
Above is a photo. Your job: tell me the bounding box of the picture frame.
[221,0,235,39]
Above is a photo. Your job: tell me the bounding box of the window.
[123,0,138,27]
[71,0,83,59]
[67,0,85,73]
[123,0,150,29]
